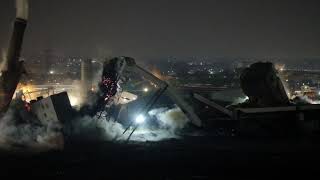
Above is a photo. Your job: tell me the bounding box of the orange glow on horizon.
[14,83,39,102]
[150,66,172,81]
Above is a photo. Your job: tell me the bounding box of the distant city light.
[143,87,149,92]
[49,70,54,74]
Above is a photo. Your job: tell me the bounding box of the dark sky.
[1,0,320,59]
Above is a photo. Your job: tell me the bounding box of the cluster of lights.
[101,76,117,102]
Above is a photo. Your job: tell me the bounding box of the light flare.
[135,114,145,124]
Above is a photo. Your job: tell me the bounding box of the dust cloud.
[0,102,190,152]
[0,100,63,152]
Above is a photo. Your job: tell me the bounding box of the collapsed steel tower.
[0,0,28,113]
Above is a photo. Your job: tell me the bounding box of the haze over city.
[1,0,320,59]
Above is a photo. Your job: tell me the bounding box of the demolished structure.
[2,0,320,150]
[31,92,73,126]
[193,62,320,136]
[238,62,290,107]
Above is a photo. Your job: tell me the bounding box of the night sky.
[0,0,320,59]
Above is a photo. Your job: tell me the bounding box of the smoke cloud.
[67,63,102,107]
[149,106,190,132]
[0,100,63,152]
[293,95,319,105]
[68,80,85,107]
[67,115,125,141]
[0,99,190,152]
[68,106,189,142]
[231,96,249,105]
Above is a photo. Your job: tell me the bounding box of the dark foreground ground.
[1,135,320,179]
